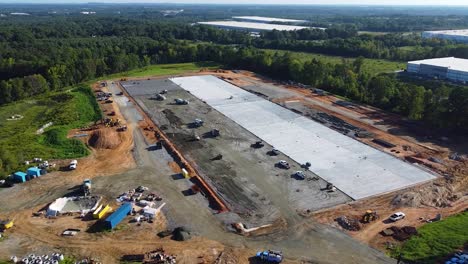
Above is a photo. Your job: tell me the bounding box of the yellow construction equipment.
[94,205,111,219]
[1,219,14,230]
[362,210,378,223]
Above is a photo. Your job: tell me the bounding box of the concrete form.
[422,29,468,43]
[407,57,468,83]
[197,21,315,32]
[170,75,437,200]
[232,16,307,24]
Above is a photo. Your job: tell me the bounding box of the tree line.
[0,16,466,131]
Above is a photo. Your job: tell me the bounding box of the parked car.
[389,212,406,222]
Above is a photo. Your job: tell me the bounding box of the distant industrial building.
[197,21,318,32]
[422,30,468,43]
[232,16,307,24]
[407,57,468,83]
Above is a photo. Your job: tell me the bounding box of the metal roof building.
[197,21,316,32]
[170,75,436,200]
[422,29,468,43]
[407,57,468,83]
[232,16,307,24]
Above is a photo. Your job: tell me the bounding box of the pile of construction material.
[88,128,122,149]
[380,226,418,241]
[122,248,176,264]
[96,91,112,102]
[10,253,64,264]
[336,216,361,231]
[116,186,162,203]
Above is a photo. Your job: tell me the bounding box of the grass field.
[0,62,220,178]
[102,62,220,80]
[396,212,468,263]
[263,49,405,75]
[0,86,101,178]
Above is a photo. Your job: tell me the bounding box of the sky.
[2,0,468,5]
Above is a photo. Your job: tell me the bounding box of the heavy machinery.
[268,148,280,156]
[325,182,336,192]
[0,219,14,230]
[256,250,283,263]
[362,210,378,223]
[82,179,92,196]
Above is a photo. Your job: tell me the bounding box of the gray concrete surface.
[170,75,437,200]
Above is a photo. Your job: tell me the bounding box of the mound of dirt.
[88,128,122,149]
[392,183,460,208]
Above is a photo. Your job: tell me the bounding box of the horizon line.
[1,2,468,6]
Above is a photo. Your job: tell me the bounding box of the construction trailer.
[27,167,41,178]
[104,203,132,229]
[13,172,27,183]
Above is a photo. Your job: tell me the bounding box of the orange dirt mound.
[88,128,122,149]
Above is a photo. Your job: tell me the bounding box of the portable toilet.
[13,172,27,183]
[27,167,41,178]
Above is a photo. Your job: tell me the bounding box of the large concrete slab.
[170,75,437,200]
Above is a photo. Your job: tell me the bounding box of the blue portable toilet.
[27,167,41,178]
[13,172,27,183]
[104,203,132,229]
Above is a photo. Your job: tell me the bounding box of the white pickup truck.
[69,160,78,170]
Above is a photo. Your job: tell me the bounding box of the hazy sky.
[2,0,468,5]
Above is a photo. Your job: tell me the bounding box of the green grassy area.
[0,86,101,178]
[263,49,405,75]
[395,212,468,263]
[99,62,220,81]
[1,62,216,178]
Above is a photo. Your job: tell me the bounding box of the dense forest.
[0,5,467,133]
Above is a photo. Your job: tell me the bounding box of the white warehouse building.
[407,57,468,83]
[232,16,308,24]
[422,29,468,43]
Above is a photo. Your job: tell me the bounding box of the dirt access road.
[0,79,394,263]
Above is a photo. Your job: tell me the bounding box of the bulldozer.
[362,210,378,223]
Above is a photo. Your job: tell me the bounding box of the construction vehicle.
[0,219,14,230]
[325,182,336,192]
[82,179,92,196]
[108,111,116,116]
[362,210,378,223]
[159,89,168,94]
[175,98,189,105]
[256,250,283,263]
[277,160,290,169]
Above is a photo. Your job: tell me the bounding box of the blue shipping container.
[27,167,41,177]
[104,203,132,229]
[13,172,27,183]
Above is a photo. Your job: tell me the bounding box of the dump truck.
[256,250,283,263]
[82,179,92,196]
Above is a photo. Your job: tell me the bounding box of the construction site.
[0,68,466,264]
